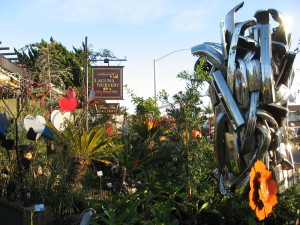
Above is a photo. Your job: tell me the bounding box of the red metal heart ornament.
[59,97,78,112]
[26,82,50,105]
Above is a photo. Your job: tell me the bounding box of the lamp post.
[153,48,190,101]
[85,36,89,131]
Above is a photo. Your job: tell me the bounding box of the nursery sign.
[92,66,123,100]
[94,103,120,114]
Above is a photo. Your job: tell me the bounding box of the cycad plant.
[48,120,123,189]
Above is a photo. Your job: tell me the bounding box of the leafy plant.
[47,120,123,189]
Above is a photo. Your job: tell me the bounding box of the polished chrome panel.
[276,51,296,87]
[240,91,259,155]
[214,112,229,174]
[256,125,271,160]
[260,24,276,103]
[257,109,279,130]
[220,21,228,59]
[234,58,249,108]
[225,2,244,44]
[227,20,256,92]
[268,9,287,45]
[243,51,256,63]
[246,60,261,91]
[275,84,290,105]
[191,42,224,69]
[213,70,245,131]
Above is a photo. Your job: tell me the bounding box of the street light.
[153,48,190,101]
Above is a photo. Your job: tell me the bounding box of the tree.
[15,38,117,88]
[125,85,160,117]
[35,40,73,87]
[160,57,213,195]
[162,57,212,131]
[16,38,74,87]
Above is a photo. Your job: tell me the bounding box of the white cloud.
[33,0,171,24]
[170,0,221,31]
[29,0,222,31]
[171,10,206,31]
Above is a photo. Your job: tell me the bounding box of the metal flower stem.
[99,176,102,194]
[1,93,25,187]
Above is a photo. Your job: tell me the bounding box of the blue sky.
[1,0,300,113]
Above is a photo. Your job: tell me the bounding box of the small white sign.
[97,171,103,177]
[34,204,45,212]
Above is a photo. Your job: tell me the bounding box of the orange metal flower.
[191,130,202,140]
[249,160,278,221]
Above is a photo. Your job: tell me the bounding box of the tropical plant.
[114,115,173,182]
[48,120,124,189]
[89,181,186,225]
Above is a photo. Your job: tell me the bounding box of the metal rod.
[85,36,89,132]
[153,48,189,102]
[153,59,156,101]
[100,176,102,194]
[91,59,127,62]
[155,48,189,61]
[0,53,16,55]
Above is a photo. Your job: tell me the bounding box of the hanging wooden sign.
[92,66,123,100]
[94,103,120,114]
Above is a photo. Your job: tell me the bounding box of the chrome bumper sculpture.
[192,2,296,194]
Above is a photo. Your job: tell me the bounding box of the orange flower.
[191,130,201,140]
[249,160,278,221]
[147,121,154,130]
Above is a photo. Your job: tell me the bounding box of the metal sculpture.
[192,2,296,194]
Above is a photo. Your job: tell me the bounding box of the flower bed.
[0,197,51,225]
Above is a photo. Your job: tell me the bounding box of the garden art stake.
[0,86,28,189]
[83,87,103,107]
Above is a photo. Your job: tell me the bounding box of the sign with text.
[95,103,120,114]
[92,66,123,100]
